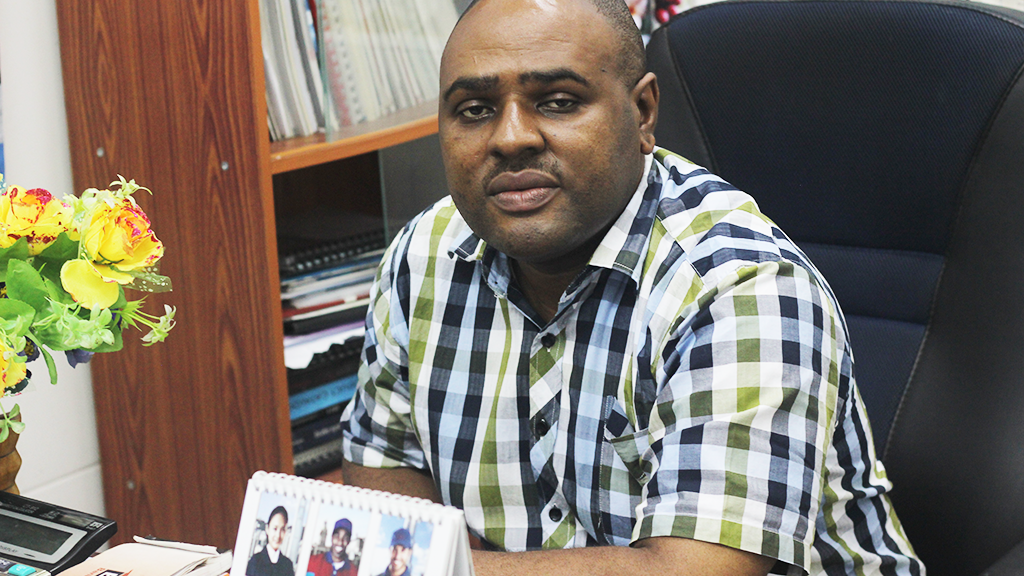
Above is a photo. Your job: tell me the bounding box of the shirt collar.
[587,152,657,286]
[448,153,659,291]
[267,546,281,563]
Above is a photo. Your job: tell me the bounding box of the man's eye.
[541,98,578,112]
[458,104,491,120]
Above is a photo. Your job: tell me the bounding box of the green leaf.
[0,298,36,337]
[6,259,51,314]
[0,425,8,444]
[6,404,19,419]
[112,287,127,310]
[38,344,57,384]
[0,238,29,282]
[8,419,24,434]
[35,232,79,264]
[36,261,74,305]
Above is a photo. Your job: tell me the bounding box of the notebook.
[229,471,474,576]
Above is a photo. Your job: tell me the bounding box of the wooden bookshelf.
[55,0,440,549]
[269,100,439,174]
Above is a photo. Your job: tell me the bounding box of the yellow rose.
[61,198,164,309]
[0,185,72,255]
[0,340,27,391]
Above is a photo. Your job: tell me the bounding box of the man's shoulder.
[388,196,470,258]
[649,148,807,282]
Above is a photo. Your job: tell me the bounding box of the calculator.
[0,491,116,574]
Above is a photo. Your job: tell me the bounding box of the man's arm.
[341,458,444,503]
[343,460,773,576]
[472,536,774,576]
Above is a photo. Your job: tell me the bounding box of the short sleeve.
[633,259,842,573]
[342,233,428,472]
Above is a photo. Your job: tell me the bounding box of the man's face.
[439,0,657,270]
[266,513,287,551]
[389,544,412,575]
[330,529,350,562]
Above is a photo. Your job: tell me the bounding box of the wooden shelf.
[269,99,439,174]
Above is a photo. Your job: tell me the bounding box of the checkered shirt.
[342,149,924,575]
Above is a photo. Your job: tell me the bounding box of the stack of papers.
[61,538,232,576]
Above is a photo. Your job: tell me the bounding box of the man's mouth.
[486,170,559,212]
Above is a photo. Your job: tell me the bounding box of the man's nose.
[488,102,544,158]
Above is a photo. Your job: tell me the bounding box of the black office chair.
[647,1,1024,574]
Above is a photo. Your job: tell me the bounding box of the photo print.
[244,490,311,576]
[300,503,371,576]
[360,514,434,576]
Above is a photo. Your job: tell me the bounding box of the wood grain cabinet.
[56,0,439,548]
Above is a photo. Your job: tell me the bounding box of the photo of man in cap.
[306,518,357,576]
[377,528,413,576]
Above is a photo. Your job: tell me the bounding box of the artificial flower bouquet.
[0,175,175,442]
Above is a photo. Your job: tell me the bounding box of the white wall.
[0,0,105,517]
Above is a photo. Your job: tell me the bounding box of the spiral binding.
[247,470,457,523]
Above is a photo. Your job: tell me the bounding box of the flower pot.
[0,411,22,494]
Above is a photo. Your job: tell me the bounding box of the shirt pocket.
[596,396,651,545]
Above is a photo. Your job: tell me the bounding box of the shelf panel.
[270,99,440,174]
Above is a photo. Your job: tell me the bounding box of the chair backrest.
[647,1,1024,574]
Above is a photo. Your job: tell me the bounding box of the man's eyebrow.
[442,68,591,102]
[519,68,589,88]
[442,75,499,102]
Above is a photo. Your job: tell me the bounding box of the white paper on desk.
[60,542,217,576]
[133,535,219,555]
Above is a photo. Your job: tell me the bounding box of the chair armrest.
[981,539,1024,576]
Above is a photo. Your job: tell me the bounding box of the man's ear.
[633,72,659,154]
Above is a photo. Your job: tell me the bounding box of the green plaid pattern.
[343,149,923,575]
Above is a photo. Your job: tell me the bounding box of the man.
[379,528,413,576]
[246,506,295,576]
[307,518,358,576]
[342,0,924,574]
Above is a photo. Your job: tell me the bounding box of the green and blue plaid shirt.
[343,149,922,575]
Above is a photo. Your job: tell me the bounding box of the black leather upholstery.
[647,2,1024,574]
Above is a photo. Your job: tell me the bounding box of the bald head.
[455,0,646,87]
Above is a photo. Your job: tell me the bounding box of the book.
[290,399,347,430]
[282,286,371,319]
[292,407,345,455]
[293,437,346,478]
[283,299,369,336]
[278,228,386,280]
[280,259,378,298]
[316,0,459,130]
[289,373,358,421]
[229,471,475,576]
[290,0,326,128]
[284,320,365,369]
[287,334,363,394]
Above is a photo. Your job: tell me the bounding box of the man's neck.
[512,258,585,325]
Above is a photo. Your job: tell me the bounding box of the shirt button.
[549,507,563,522]
[534,416,550,437]
[540,333,556,348]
